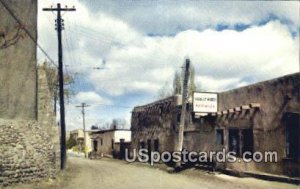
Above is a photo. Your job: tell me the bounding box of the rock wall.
[0,119,56,186]
[0,67,59,187]
[0,1,60,186]
[37,66,60,173]
[0,0,37,120]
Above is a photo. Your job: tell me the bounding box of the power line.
[0,0,57,67]
[92,103,132,109]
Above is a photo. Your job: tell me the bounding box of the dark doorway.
[285,113,300,160]
[93,140,98,152]
[119,139,125,159]
[154,139,159,152]
[139,141,146,160]
[216,129,224,145]
[147,139,152,163]
[229,129,240,156]
[242,129,253,158]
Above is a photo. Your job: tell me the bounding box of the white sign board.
[193,92,218,113]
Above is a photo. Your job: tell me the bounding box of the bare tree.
[40,61,76,111]
[173,71,182,95]
[157,81,173,99]
[188,65,197,97]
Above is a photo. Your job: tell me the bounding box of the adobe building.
[69,128,92,152]
[131,72,300,177]
[89,128,131,159]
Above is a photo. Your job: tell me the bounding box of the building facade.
[89,128,131,158]
[131,73,300,177]
[69,129,92,152]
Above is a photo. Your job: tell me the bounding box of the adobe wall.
[132,73,299,176]
[0,0,37,120]
[217,72,299,175]
[184,72,300,176]
[131,96,181,153]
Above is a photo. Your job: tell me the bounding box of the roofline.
[90,128,131,134]
[132,72,299,110]
[132,95,180,110]
[220,72,299,94]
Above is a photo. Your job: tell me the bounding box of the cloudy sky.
[37,0,299,131]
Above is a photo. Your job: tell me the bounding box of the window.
[228,128,254,158]
[228,129,240,156]
[216,129,224,145]
[100,138,103,146]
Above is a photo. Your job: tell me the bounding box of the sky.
[37,0,300,131]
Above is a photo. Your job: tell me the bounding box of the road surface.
[59,157,297,189]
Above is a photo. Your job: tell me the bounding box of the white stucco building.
[89,128,131,158]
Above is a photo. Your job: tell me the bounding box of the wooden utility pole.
[76,103,90,158]
[43,4,76,170]
[176,58,190,167]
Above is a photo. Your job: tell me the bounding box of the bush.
[66,137,77,149]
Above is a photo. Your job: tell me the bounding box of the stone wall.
[0,119,56,186]
[0,1,59,186]
[37,67,60,172]
[0,67,59,187]
[0,0,37,120]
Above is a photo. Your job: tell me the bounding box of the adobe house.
[89,127,131,159]
[69,129,92,152]
[131,72,300,177]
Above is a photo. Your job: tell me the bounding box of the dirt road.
[59,157,297,189]
[5,156,298,189]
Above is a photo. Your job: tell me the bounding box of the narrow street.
[54,157,296,189]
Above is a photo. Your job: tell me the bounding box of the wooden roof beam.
[250,103,261,108]
[241,105,250,110]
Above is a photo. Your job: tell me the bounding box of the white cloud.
[75,91,111,105]
[87,20,299,95]
[81,1,300,35]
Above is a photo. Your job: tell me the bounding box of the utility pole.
[176,58,190,168]
[76,103,90,158]
[43,4,76,170]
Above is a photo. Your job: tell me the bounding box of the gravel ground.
[4,156,299,189]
